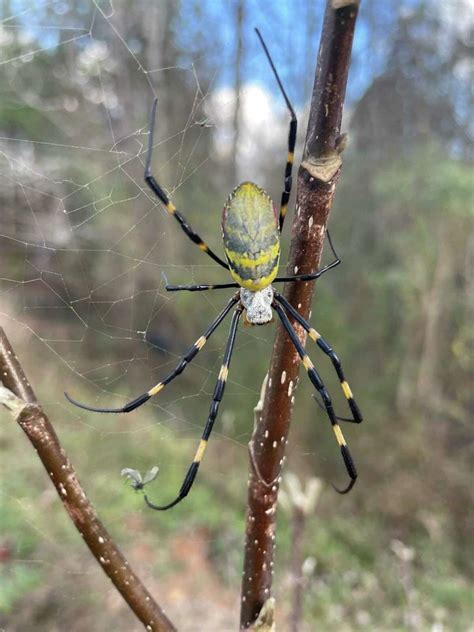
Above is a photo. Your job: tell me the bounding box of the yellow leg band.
[196,335,206,350]
[333,424,346,446]
[218,365,229,381]
[148,383,164,396]
[341,381,353,399]
[194,439,207,463]
[308,328,320,341]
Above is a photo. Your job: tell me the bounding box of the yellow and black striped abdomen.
[222,182,280,291]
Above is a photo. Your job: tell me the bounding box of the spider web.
[0,2,278,426]
[0,2,326,629]
[2,4,471,631]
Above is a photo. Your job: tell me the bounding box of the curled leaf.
[121,468,143,490]
[121,466,159,491]
[142,466,159,486]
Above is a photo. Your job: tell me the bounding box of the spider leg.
[273,302,357,494]
[274,292,362,423]
[165,282,239,293]
[65,294,239,414]
[144,99,229,270]
[145,305,243,510]
[160,271,238,293]
[255,28,297,233]
[274,229,341,283]
[313,394,356,423]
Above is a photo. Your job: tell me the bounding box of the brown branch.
[0,328,176,632]
[240,2,360,628]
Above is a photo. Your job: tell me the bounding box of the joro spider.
[66,29,362,511]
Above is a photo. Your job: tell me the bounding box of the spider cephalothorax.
[65,28,363,512]
[240,286,274,325]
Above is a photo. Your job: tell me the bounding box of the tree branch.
[0,327,176,632]
[240,2,360,628]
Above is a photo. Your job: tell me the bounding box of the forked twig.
[240,1,361,628]
[0,327,176,632]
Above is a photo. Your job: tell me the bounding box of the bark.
[240,2,360,628]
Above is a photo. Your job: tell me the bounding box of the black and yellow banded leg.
[273,302,357,494]
[65,295,240,414]
[274,292,362,423]
[144,99,229,270]
[145,305,243,510]
[255,28,297,233]
[275,230,341,283]
[165,281,239,293]
[278,117,297,233]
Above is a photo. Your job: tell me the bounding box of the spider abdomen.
[222,182,280,291]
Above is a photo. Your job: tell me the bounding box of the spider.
[65,29,362,511]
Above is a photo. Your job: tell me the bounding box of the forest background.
[0,1,472,630]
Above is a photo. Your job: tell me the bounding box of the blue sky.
[4,0,406,108]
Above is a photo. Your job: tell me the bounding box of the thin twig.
[0,327,176,632]
[240,2,361,628]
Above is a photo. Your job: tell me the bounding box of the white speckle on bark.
[280,371,287,384]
